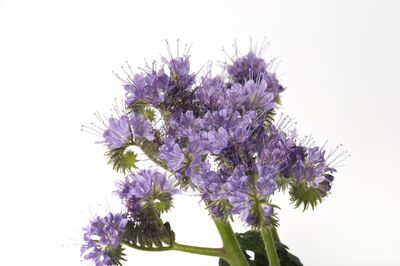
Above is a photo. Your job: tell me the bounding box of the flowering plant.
[81,41,346,266]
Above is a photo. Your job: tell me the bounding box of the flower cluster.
[82,43,345,265]
[81,213,128,266]
[100,113,154,149]
[115,169,178,215]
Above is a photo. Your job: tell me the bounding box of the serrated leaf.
[289,182,323,211]
[122,208,175,249]
[218,230,303,266]
[106,147,138,174]
[107,244,126,266]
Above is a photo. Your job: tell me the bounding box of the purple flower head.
[258,126,294,170]
[102,115,131,149]
[195,77,227,111]
[226,167,253,222]
[226,166,248,193]
[263,72,285,96]
[229,190,252,224]
[190,161,214,189]
[201,109,231,131]
[280,140,342,195]
[131,169,177,198]
[319,174,335,194]
[129,113,154,141]
[228,51,268,83]
[162,56,195,90]
[244,80,275,111]
[256,163,278,196]
[159,137,185,171]
[81,213,127,266]
[206,127,229,154]
[229,111,255,143]
[279,145,305,178]
[115,169,178,214]
[168,110,199,139]
[116,169,177,200]
[124,71,166,106]
[186,132,208,156]
[225,83,247,111]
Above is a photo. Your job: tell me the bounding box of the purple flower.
[115,169,177,200]
[81,213,127,266]
[262,205,274,225]
[229,111,255,143]
[159,137,185,171]
[190,161,214,189]
[256,163,278,196]
[226,167,252,222]
[168,111,199,139]
[115,169,178,215]
[102,115,131,149]
[228,51,268,83]
[227,51,284,97]
[195,77,227,111]
[124,72,165,106]
[258,126,294,170]
[201,109,231,131]
[225,83,247,111]
[129,113,154,141]
[206,127,229,154]
[244,80,275,111]
[186,132,208,157]
[163,56,195,90]
[263,72,284,96]
[279,142,339,193]
[230,191,252,223]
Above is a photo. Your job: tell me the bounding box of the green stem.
[261,226,280,266]
[213,219,250,266]
[122,240,226,258]
[173,243,226,258]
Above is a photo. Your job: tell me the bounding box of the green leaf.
[218,230,303,266]
[122,207,175,248]
[106,148,138,174]
[106,244,126,266]
[289,182,323,211]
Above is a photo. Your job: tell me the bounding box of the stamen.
[112,71,127,84]
[176,38,180,58]
[165,39,173,60]
[121,66,134,83]
[222,46,235,62]
[258,37,269,56]
[186,42,193,56]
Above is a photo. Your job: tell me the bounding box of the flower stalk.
[213,219,250,266]
[122,240,226,258]
[261,226,280,266]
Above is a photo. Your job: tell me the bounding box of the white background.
[1,0,399,265]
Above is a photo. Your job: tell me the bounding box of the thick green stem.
[213,219,250,266]
[261,227,280,266]
[122,241,226,258]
